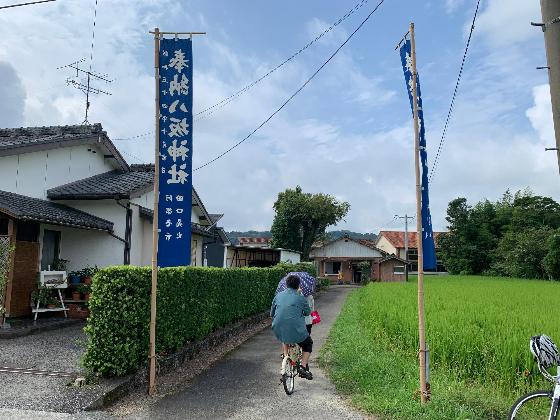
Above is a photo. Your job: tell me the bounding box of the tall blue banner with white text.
[399,40,437,270]
[157,38,193,267]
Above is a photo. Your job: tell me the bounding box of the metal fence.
[0,235,11,317]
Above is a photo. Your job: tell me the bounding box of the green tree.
[543,230,560,280]
[270,186,350,260]
[491,227,552,279]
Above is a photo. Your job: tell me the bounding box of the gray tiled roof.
[209,213,224,224]
[47,170,154,200]
[0,190,113,231]
[0,124,102,149]
[0,123,128,170]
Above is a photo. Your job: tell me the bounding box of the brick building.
[309,236,406,283]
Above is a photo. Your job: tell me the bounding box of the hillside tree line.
[439,188,560,279]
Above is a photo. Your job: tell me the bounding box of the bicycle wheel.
[509,390,555,419]
[281,357,296,395]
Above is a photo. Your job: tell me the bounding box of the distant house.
[203,214,231,268]
[309,236,406,283]
[236,236,272,248]
[0,124,224,318]
[225,236,300,267]
[375,230,446,272]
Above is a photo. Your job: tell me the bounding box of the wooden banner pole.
[148,27,161,396]
[409,22,428,404]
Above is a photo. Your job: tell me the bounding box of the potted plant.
[77,284,91,301]
[31,287,51,307]
[51,258,69,272]
[81,266,95,285]
[46,297,59,309]
[71,289,81,301]
[69,270,81,285]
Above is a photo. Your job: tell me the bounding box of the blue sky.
[0,0,557,233]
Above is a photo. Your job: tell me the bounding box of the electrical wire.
[89,0,99,73]
[194,0,387,172]
[428,0,481,184]
[0,0,55,10]
[112,0,372,142]
[194,0,371,120]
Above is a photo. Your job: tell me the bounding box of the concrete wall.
[279,250,301,263]
[0,145,117,199]
[41,199,127,271]
[375,236,397,256]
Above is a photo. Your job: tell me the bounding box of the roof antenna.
[57,0,112,125]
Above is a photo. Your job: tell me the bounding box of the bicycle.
[280,344,302,395]
[509,335,560,419]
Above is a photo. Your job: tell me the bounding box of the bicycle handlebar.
[537,362,560,383]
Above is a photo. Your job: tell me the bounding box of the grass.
[319,275,560,419]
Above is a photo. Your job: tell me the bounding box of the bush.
[274,261,317,277]
[316,277,330,290]
[83,263,313,376]
[543,230,560,280]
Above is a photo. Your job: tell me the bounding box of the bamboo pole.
[409,22,428,404]
[148,27,161,396]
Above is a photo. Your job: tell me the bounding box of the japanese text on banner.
[399,40,437,270]
[157,37,193,267]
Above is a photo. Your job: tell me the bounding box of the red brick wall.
[7,240,39,317]
[315,257,382,284]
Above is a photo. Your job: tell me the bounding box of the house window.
[407,249,418,272]
[0,218,8,235]
[17,221,39,242]
[393,265,405,274]
[191,239,198,266]
[325,261,341,275]
[41,230,61,271]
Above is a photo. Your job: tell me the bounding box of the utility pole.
[535,0,560,173]
[396,214,414,281]
[410,22,428,404]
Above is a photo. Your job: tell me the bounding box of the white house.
[0,124,222,317]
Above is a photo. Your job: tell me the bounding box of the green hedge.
[83,263,314,376]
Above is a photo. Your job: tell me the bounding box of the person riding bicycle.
[270,274,313,380]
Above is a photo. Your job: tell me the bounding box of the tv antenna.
[58,0,112,125]
[58,59,112,125]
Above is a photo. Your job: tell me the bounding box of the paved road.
[125,285,364,420]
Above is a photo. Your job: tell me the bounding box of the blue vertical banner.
[157,38,193,267]
[399,40,437,270]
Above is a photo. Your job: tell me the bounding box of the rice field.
[320,275,560,419]
[363,275,560,390]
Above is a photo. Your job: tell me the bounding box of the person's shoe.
[297,365,313,380]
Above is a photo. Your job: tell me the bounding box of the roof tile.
[0,190,113,231]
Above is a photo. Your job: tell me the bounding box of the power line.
[194,0,387,172]
[89,0,99,73]
[194,0,371,121]
[0,0,55,10]
[111,0,372,142]
[428,0,481,184]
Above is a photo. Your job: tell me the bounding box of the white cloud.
[526,84,554,145]
[0,62,26,127]
[446,0,465,14]
[0,1,558,236]
[476,0,541,46]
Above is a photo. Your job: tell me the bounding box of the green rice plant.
[355,275,560,392]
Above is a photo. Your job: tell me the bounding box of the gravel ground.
[111,285,367,420]
[0,324,86,371]
[0,324,119,414]
[0,408,113,420]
